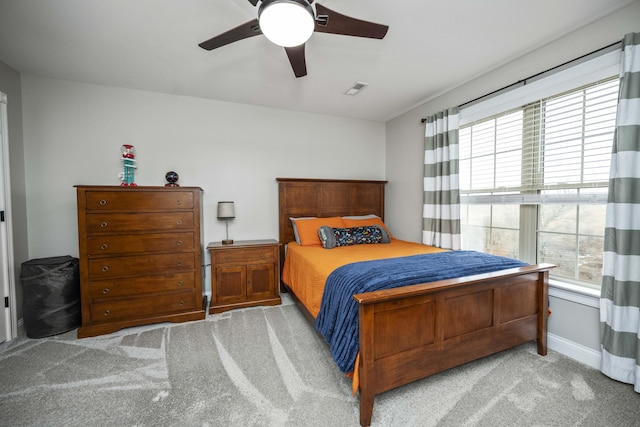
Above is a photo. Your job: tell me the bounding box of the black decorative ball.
[165,171,179,186]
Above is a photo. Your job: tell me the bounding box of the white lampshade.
[258,0,315,47]
[217,201,235,219]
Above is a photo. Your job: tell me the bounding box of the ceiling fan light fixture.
[258,0,315,47]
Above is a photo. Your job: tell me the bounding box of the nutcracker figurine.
[120,144,137,186]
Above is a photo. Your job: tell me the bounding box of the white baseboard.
[548,332,601,370]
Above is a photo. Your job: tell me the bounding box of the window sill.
[548,279,600,308]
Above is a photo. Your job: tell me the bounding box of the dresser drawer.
[88,253,196,279]
[86,212,194,233]
[89,290,197,323]
[213,247,275,265]
[86,232,195,256]
[84,190,195,211]
[87,272,196,298]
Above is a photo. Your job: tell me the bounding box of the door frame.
[0,91,17,342]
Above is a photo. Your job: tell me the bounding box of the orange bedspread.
[282,239,445,318]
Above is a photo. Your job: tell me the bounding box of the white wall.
[21,76,385,297]
[385,1,640,362]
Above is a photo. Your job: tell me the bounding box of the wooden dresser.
[208,239,281,314]
[75,186,206,338]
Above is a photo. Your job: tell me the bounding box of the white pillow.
[342,214,380,220]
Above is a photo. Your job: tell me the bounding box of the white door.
[0,92,14,343]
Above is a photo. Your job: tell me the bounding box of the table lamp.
[217,201,235,245]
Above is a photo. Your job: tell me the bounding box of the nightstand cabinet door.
[247,263,276,300]
[216,265,247,304]
[209,240,281,314]
[76,185,206,338]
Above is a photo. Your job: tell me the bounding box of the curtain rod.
[420,39,621,124]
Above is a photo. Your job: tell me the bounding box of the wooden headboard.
[276,178,387,272]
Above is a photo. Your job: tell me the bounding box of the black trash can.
[20,256,80,338]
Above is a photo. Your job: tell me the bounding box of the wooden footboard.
[353,264,553,427]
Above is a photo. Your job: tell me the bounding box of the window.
[459,77,619,288]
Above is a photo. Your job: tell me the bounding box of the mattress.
[281,239,445,318]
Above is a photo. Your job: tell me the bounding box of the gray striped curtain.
[600,32,640,392]
[422,107,461,250]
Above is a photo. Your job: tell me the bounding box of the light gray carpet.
[1,295,638,427]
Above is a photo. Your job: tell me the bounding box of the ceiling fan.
[198,0,389,78]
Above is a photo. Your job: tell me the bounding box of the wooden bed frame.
[277,178,554,427]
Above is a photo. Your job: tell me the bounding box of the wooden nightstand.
[208,239,281,314]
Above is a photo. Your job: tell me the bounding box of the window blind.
[459,49,620,125]
[460,77,619,205]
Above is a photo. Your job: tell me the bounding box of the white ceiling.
[0,0,636,122]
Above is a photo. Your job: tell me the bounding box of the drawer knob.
[104,309,111,316]
[179,300,184,306]
[176,199,182,205]
[102,266,109,272]
[177,260,183,266]
[100,221,108,228]
[102,288,110,294]
[177,240,183,246]
[177,280,184,287]
[100,243,108,250]
[176,219,183,226]
[99,199,107,206]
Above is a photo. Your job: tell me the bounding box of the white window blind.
[459,49,620,125]
[460,77,619,205]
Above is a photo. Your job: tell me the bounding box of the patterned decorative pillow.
[342,216,393,238]
[318,225,390,249]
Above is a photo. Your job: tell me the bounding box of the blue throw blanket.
[314,250,528,373]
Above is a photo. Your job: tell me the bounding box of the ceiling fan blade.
[199,19,262,51]
[314,4,388,39]
[285,45,308,78]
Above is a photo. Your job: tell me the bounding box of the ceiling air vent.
[344,81,369,96]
